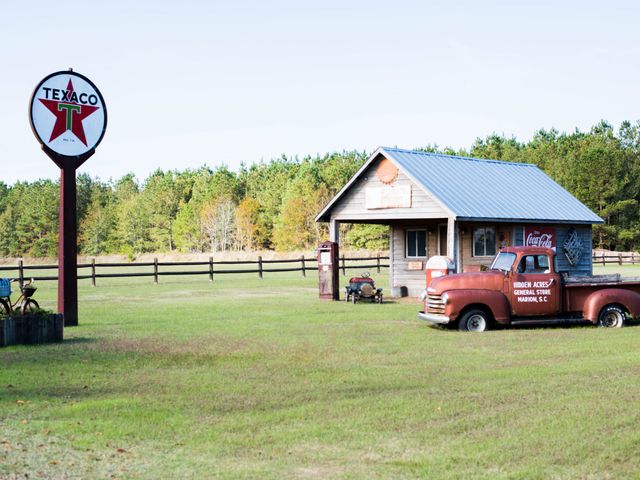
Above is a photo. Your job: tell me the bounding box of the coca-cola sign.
[524,227,556,249]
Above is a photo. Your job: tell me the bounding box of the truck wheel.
[597,305,625,328]
[458,309,489,332]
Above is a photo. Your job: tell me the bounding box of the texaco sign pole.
[29,70,107,327]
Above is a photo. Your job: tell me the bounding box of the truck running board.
[510,317,589,326]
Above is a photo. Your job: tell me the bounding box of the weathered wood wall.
[390,222,594,296]
[459,223,593,275]
[390,222,442,297]
[555,225,593,276]
[330,155,449,222]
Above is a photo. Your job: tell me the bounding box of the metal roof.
[316,147,603,224]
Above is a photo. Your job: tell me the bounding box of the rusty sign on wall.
[365,185,411,209]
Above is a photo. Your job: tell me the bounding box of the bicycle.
[0,278,40,315]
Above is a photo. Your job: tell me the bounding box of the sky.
[2,0,639,184]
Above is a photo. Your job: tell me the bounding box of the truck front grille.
[427,295,445,314]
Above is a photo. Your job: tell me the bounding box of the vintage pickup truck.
[418,246,640,331]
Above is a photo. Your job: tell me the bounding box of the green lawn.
[1,265,640,479]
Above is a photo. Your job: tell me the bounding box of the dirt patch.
[388,296,421,304]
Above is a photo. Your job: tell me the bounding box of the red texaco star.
[39,79,99,146]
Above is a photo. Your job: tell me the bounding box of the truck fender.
[444,289,511,325]
[583,288,640,324]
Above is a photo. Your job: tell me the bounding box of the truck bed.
[563,273,640,286]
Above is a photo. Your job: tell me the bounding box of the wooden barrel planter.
[0,313,63,347]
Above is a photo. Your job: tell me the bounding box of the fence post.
[341,254,346,276]
[258,256,263,279]
[619,254,622,266]
[301,255,306,277]
[209,256,214,282]
[376,253,381,273]
[91,258,96,287]
[154,257,159,284]
[18,259,24,287]
[602,253,605,266]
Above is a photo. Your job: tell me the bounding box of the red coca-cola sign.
[524,227,556,249]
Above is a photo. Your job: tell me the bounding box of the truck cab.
[418,246,640,331]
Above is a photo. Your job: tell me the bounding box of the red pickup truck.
[418,246,640,332]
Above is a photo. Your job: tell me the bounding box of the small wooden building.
[316,147,603,297]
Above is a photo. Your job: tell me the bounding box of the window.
[516,255,551,274]
[514,226,524,246]
[473,227,496,257]
[406,230,427,258]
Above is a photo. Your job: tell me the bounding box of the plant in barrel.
[0,278,40,315]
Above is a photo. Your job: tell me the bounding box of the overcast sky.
[2,0,639,184]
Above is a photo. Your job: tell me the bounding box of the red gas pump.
[317,241,339,300]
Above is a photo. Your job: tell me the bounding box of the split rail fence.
[0,253,635,285]
[0,254,390,287]
[592,253,640,266]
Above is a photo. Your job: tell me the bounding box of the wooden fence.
[592,253,640,266]
[0,254,390,286]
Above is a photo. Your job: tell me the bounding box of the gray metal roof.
[316,147,603,224]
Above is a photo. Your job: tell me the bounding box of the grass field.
[1,265,640,479]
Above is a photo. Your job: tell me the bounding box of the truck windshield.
[491,252,516,271]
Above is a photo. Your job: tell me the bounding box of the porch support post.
[455,222,462,273]
[447,217,458,273]
[329,218,340,244]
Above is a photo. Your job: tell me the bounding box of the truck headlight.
[441,292,449,305]
[419,289,428,302]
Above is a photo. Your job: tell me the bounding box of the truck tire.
[458,309,489,332]
[597,305,625,328]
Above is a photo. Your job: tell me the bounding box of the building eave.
[454,217,604,225]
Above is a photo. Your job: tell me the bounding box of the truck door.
[510,254,560,316]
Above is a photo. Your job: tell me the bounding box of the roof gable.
[317,147,603,224]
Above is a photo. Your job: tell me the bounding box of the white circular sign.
[30,71,107,158]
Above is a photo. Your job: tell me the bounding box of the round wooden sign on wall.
[377,158,398,184]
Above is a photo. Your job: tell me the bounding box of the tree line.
[1,120,639,258]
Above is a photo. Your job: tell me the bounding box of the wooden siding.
[555,225,593,276]
[388,222,594,297]
[331,157,449,222]
[390,223,440,297]
[460,223,495,270]
[459,223,593,275]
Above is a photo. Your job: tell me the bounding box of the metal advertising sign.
[29,69,107,327]
[30,70,107,160]
[524,226,556,249]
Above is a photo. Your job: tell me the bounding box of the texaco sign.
[29,70,107,158]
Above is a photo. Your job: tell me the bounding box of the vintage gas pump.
[317,241,339,300]
[425,256,454,288]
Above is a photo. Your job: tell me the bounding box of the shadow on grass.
[343,298,418,306]
[507,319,640,331]
[62,337,98,345]
[428,320,640,332]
